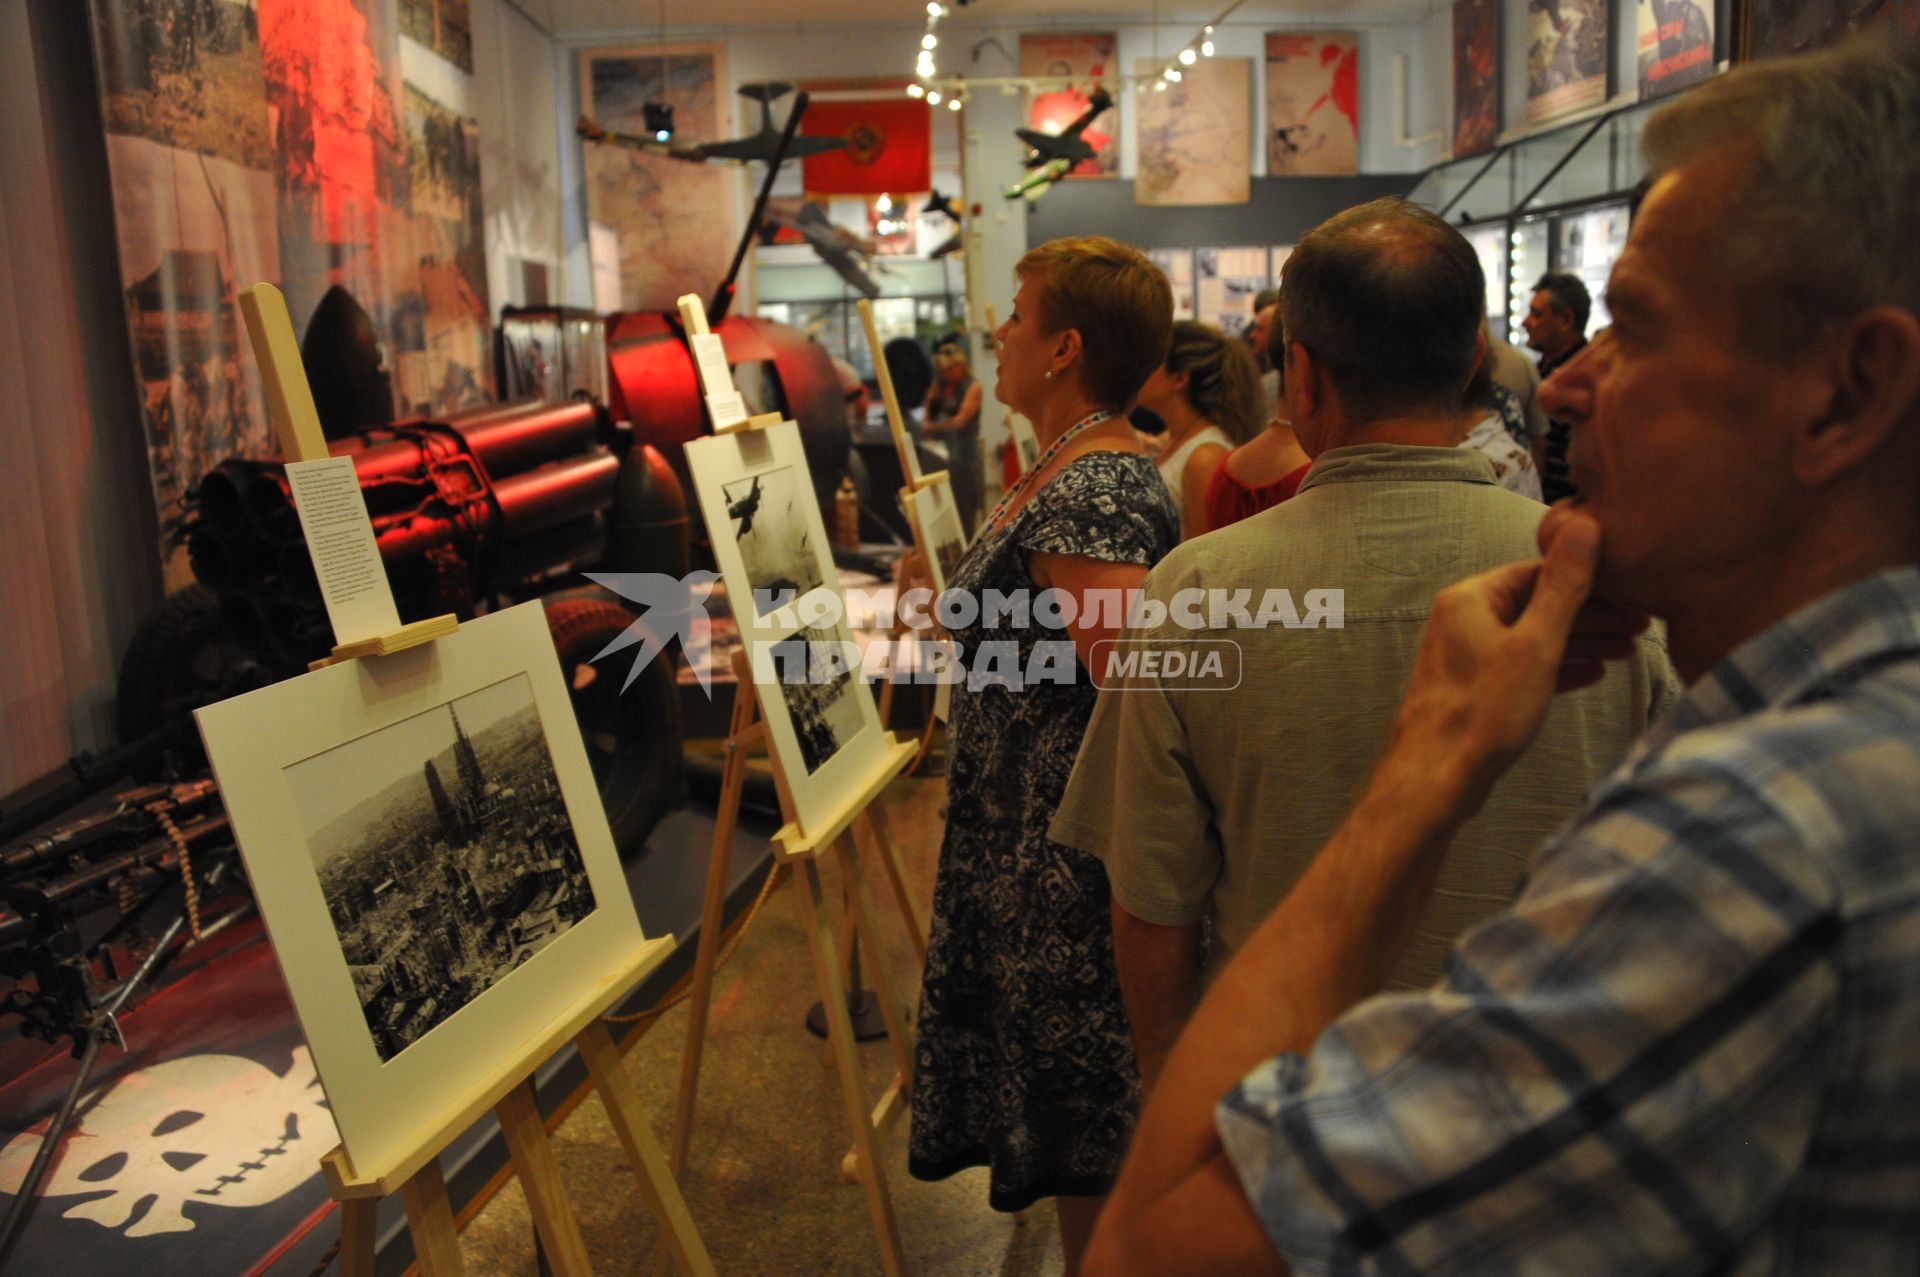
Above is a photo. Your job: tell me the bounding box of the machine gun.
[121,392,694,857]
[0,780,247,1264]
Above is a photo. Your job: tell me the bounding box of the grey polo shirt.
[1050,443,1679,990]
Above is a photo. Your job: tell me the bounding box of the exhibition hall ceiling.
[533,0,1443,37]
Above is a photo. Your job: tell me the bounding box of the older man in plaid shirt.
[1087,38,1920,1276]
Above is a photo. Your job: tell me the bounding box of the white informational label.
[705,390,748,430]
[690,332,735,396]
[285,457,402,646]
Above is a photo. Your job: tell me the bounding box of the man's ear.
[1794,304,1920,485]
[1287,341,1321,420]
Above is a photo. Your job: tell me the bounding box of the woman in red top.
[1201,316,1309,532]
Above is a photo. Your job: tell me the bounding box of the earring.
[1043,370,1054,381]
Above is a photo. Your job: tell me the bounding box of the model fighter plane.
[727,474,764,536]
[578,82,848,166]
[1005,86,1113,201]
[922,189,965,259]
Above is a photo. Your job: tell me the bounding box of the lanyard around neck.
[978,408,1115,540]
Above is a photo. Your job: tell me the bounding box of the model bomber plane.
[1005,86,1113,201]
[578,82,848,166]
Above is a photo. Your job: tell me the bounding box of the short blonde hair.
[1016,236,1173,411]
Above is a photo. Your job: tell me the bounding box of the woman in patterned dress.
[909,237,1180,1274]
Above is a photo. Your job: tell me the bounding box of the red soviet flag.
[801,98,931,195]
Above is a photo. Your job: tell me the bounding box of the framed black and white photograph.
[685,421,889,838]
[771,623,868,775]
[721,463,826,613]
[908,473,969,597]
[286,673,595,1061]
[194,602,648,1178]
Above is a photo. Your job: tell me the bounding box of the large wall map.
[1135,57,1251,206]
[581,46,734,313]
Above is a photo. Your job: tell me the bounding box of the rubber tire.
[114,584,267,776]
[543,596,686,858]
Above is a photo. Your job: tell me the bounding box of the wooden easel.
[239,283,719,1277]
[669,295,928,1277]
[858,298,954,744]
[669,650,924,1277]
[324,945,712,1277]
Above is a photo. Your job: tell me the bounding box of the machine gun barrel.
[32,814,230,907]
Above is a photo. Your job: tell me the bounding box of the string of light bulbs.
[903,0,1248,107]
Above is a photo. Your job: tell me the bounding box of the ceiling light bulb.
[1204,24,1214,33]
[1201,39,1215,56]
[927,90,942,105]
[923,33,937,50]
[1153,80,1167,92]
[947,97,962,111]
[927,1,942,14]
[1179,47,1196,65]
[907,83,925,98]
[1166,68,1182,82]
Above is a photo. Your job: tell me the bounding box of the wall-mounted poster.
[1737,0,1920,61]
[581,45,734,312]
[1263,33,1358,175]
[1136,58,1251,205]
[401,0,473,72]
[1527,0,1610,123]
[194,602,649,1179]
[1453,0,1500,156]
[1147,248,1197,319]
[1019,32,1119,177]
[84,0,495,585]
[684,421,889,838]
[402,59,492,415]
[1196,247,1270,339]
[1638,0,1715,96]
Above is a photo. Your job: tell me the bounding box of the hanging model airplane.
[763,203,883,298]
[577,82,848,166]
[1005,86,1113,201]
[921,189,965,259]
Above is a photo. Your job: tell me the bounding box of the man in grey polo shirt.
[1051,198,1677,1088]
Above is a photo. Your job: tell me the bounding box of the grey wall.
[1025,174,1421,250]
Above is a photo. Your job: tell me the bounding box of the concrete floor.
[456,766,1068,1277]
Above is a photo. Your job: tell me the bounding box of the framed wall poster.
[1196,247,1271,338]
[1736,0,1920,61]
[1263,32,1359,176]
[684,421,888,837]
[193,602,648,1178]
[1453,0,1501,157]
[1526,0,1610,123]
[1147,248,1197,319]
[1637,0,1716,96]
[1018,32,1120,177]
[907,474,968,596]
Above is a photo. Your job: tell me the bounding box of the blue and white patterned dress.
[909,450,1178,1211]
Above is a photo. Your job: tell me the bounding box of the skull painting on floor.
[0,1048,336,1237]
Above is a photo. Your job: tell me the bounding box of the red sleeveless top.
[1203,460,1309,533]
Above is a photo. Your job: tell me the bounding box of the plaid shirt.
[1218,566,1920,1275]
